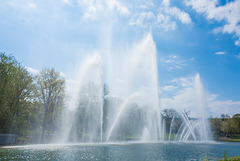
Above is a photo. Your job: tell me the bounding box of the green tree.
[233,114,240,119]
[210,118,222,138]
[232,114,240,134]
[0,53,33,138]
[221,118,239,136]
[35,68,65,142]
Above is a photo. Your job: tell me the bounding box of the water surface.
[1,142,240,161]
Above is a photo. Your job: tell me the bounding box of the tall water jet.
[168,116,175,141]
[66,54,103,142]
[61,33,212,143]
[104,33,163,142]
[193,73,211,141]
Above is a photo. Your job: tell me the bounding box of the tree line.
[210,114,240,140]
[0,52,65,143]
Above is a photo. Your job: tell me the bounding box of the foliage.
[219,157,240,161]
[35,68,65,142]
[210,114,240,140]
[219,152,240,161]
[0,52,33,138]
[0,53,66,143]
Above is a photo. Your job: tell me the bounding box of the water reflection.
[1,142,240,161]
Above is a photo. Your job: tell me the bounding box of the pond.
[0,142,240,161]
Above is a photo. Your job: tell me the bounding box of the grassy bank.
[216,135,240,142]
[204,154,240,161]
[219,156,240,161]
[226,138,240,142]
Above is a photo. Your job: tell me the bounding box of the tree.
[233,114,240,119]
[35,68,65,142]
[162,109,179,119]
[162,109,183,135]
[70,81,102,142]
[0,52,33,137]
[232,114,240,133]
[221,119,239,136]
[221,114,230,121]
[210,118,222,137]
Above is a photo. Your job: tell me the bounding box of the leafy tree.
[0,53,33,138]
[232,114,240,133]
[233,114,240,119]
[35,68,65,142]
[221,114,230,121]
[221,119,239,136]
[162,109,179,119]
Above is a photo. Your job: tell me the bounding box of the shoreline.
[217,136,240,142]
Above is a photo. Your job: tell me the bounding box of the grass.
[204,156,240,161]
[217,134,240,142]
[164,134,177,140]
[203,152,240,161]
[226,138,240,142]
[219,153,240,161]
[218,156,240,161]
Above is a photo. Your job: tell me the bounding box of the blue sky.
[0,0,240,117]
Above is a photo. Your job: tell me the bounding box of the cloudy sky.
[0,0,240,117]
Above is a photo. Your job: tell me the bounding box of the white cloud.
[161,75,240,117]
[185,0,240,47]
[165,5,192,25]
[79,1,103,20]
[215,51,226,55]
[161,85,240,117]
[27,2,36,8]
[60,72,66,77]
[161,86,196,113]
[63,0,70,4]
[26,67,39,75]
[160,55,186,70]
[105,0,130,16]
[5,0,190,31]
[208,99,240,117]
[235,40,240,46]
[170,76,193,87]
[155,14,177,31]
[129,0,192,31]
[129,12,155,28]
[78,0,130,20]
[162,85,177,91]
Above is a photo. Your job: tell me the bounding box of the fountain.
[0,33,220,161]
[167,74,212,142]
[63,33,211,143]
[65,54,104,142]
